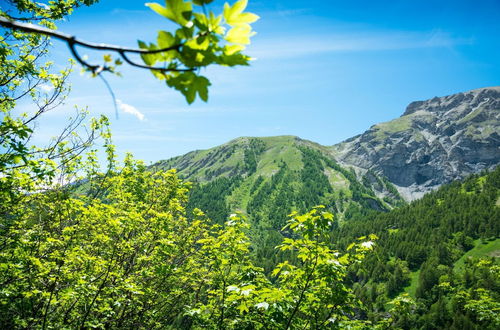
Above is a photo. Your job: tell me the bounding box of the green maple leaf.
[146,0,193,27]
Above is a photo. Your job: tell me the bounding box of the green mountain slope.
[145,88,500,327]
[152,87,500,224]
[153,87,500,221]
[153,135,403,224]
[335,166,499,327]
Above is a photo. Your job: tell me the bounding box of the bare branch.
[0,17,181,54]
[118,50,193,72]
[0,17,195,74]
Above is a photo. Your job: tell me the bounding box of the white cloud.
[116,99,145,121]
[38,84,54,93]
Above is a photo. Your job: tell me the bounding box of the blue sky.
[22,0,500,163]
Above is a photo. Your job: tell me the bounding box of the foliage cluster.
[1,142,378,328]
[1,3,379,327]
[139,0,258,103]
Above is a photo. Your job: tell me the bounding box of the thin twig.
[98,74,118,120]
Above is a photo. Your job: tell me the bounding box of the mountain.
[154,135,403,224]
[332,86,500,200]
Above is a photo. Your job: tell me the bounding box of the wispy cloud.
[117,99,145,121]
[249,30,473,60]
[275,8,312,17]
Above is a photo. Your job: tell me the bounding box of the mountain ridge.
[154,86,499,203]
[154,135,403,227]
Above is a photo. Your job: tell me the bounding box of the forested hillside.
[154,136,403,223]
[155,140,500,328]
[336,166,500,328]
[149,87,500,328]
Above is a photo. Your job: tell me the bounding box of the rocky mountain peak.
[332,87,500,200]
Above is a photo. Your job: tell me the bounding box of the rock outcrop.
[331,87,500,200]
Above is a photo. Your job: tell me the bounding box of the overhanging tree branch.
[0,16,194,74]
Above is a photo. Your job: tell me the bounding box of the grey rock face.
[332,87,500,200]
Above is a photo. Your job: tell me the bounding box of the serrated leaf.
[220,53,250,66]
[157,31,176,49]
[193,13,208,28]
[223,0,259,26]
[151,70,166,80]
[237,302,249,314]
[226,24,253,44]
[223,0,247,22]
[210,11,222,25]
[137,41,158,66]
[234,12,259,24]
[166,0,193,26]
[232,0,248,13]
[194,75,210,102]
[157,31,177,61]
[176,26,194,40]
[165,72,210,104]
